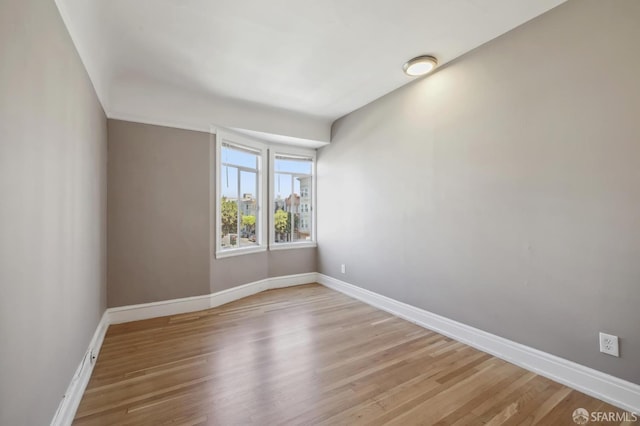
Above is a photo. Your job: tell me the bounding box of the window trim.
[214,130,268,259]
[268,144,317,250]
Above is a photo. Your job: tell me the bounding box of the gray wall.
[107,119,316,307]
[317,0,640,384]
[0,0,108,424]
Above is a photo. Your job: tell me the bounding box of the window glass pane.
[272,173,284,243]
[297,176,312,240]
[221,165,238,199]
[274,173,289,243]
[291,178,301,242]
[274,172,292,201]
[220,166,239,249]
[274,209,289,243]
[239,170,258,247]
[222,200,238,248]
[275,157,312,174]
[222,144,258,169]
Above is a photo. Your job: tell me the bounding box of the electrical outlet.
[599,332,619,357]
[340,264,346,274]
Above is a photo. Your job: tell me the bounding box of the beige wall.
[318,0,640,384]
[0,0,108,424]
[107,120,316,306]
[107,120,211,306]
[210,249,317,292]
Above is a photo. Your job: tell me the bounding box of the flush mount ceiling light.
[403,55,438,76]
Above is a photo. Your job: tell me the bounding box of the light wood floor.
[75,284,628,425]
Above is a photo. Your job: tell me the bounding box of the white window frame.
[269,145,317,250]
[214,130,268,258]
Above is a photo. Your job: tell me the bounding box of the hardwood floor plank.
[74,284,629,425]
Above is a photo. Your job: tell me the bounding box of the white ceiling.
[56,0,565,146]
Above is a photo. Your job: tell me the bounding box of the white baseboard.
[269,272,318,289]
[108,293,212,324]
[52,272,639,425]
[50,272,318,425]
[51,311,109,426]
[108,272,318,324]
[317,273,640,414]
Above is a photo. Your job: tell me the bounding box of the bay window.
[214,130,316,257]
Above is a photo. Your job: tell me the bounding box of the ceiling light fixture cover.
[403,55,438,76]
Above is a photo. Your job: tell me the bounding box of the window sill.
[269,242,317,251]
[216,246,267,259]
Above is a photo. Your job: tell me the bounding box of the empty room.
[2,0,640,424]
